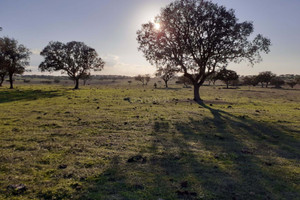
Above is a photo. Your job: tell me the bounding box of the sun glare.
[154,22,161,30]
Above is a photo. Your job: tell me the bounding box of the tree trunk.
[193,84,201,102]
[74,79,79,89]
[266,82,269,88]
[164,80,168,88]
[0,76,4,87]
[9,74,13,89]
[261,82,264,88]
[226,81,229,89]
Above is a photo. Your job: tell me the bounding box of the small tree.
[206,71,217,86]
[256,71,276,88]
[178,75,193,88]
[215,68,239,89]
[135,74,151,85]
[137,0,270,101]
[39,41,105,89]
[0,37,31,89]
[286,80,297,89]
[135,75,145,85]
[155,65,177,88]
[270,77,285,88]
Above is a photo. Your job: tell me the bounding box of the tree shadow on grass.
[80,102,299,200]
[0,89,65,103]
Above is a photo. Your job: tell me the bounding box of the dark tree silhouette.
[39,41,105,89]
[215,68,239,89]
[286,80,297,89]
[242,75,259,87]
[155,65,177,88]
[137,0,270,101]
[256,71,276,88]
[270,76,285,88]
[0,37,30,89]
[295,75,300,84]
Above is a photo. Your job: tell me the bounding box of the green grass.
[0,84,299,199]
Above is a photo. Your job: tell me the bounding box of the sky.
[0,0,299,76]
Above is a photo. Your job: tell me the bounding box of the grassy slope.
[0,84,299,200]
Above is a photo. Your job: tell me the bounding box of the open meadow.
[0,82,299,200]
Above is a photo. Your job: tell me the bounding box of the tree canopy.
[215,68,239,88]
[256,71,276,88]
[0,37,31,89]
[155,65,177,88]
[39,41,105,89]
[137,0,271,101]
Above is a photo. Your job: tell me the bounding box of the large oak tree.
[0,37,31,89]
[39,41,105,89]
[137,0,271,101]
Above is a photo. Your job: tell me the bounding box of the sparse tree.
[135,75,145,85]
[137,0,270,101]
[155,65,177,88]
[39,41,105,89]
[135,74,151,85]
[0,37,31,89]
[178,75,193,88]
[128,80,132,85]
[206,71,217,85]
[270,77,285,88]
[286,80,297,89]
[215,68,239,89]
[256,71,276,88]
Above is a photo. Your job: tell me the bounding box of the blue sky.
[0,0,299,76]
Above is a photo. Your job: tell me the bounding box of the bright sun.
[154,22,161,30]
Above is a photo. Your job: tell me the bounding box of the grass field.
[0,83,299,200]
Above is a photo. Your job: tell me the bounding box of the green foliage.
[215,68,239,88]
[39,41,105,89]
[256,71,276,88]
[0,37,31,88]
[137,0,270,100]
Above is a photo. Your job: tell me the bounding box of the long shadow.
[79,102,299,200]
[0,89,65,103]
